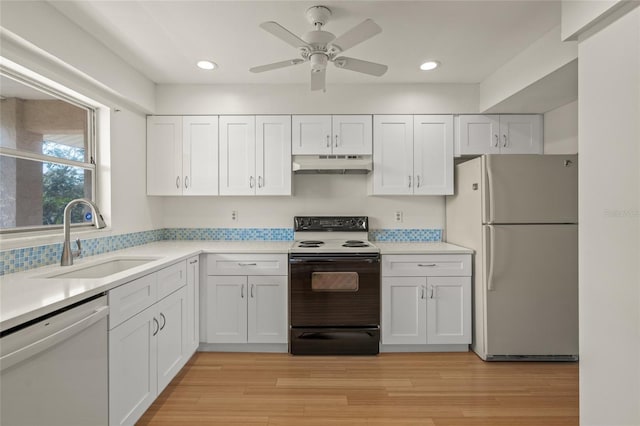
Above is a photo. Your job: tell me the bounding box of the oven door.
[289,254,381,327]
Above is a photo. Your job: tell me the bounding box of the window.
[0,71,97,233]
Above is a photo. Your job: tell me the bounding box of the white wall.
[543,100,578,154]
[161,175,444,230]
[155,83,478,230]
[578,8,639,426]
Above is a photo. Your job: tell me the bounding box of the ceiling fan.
[249,5,388,92]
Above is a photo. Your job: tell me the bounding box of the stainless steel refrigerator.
[446,154,578,360]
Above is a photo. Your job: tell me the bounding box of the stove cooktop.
[290,238,379,254]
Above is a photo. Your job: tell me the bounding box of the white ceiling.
[49,0,561,86]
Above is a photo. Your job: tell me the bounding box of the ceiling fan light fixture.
[310,53,328,72]
[420,61,440,71]
[197,60,217,70]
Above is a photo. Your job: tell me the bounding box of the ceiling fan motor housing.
[306,5,332,27]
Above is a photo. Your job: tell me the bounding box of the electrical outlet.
[394,211,403,223]
[231,210,238,221]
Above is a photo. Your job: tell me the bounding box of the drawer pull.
[417,263,437,267]
[238,262,257,266]
[189,259,198,265]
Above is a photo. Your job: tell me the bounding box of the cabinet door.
[457,115,500,155]
[292,115,332,155]
[183,116,218,195]
[499,115,543,154]
[381,277,426,344]
[185,256,200,355]
[332,115,372,155]
[219,116,256,195]
[256,115,291,196]
[372,115,414,195]
[413,115,454,195]
[247,276,287,343]
[109,307,157,426]
[156,287,188,393]
[205,276,248,343]
[147,116,182,195]
[426,276,471,345]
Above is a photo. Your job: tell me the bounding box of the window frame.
[0,67,98,234]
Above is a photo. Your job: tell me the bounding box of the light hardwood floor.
[138,352,578,426]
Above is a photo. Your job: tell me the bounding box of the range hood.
[292,155,373,174]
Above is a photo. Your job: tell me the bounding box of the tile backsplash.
[0,227,441,275]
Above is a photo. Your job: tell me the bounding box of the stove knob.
[357,218,365,229]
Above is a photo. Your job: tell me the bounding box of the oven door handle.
[289,257,379,264]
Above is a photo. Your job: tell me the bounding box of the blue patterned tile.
[369,229,442,242]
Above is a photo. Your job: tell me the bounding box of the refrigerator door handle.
[485,156,495,224]
[487,225,495,291]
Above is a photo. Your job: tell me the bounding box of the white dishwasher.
[1,294,109,426]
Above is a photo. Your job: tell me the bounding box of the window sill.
[0,227,112,251]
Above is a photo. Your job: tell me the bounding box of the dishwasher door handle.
[0,305,109,372]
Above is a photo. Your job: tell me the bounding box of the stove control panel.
[294,216,368,232]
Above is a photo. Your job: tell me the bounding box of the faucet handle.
[74,238,82,258]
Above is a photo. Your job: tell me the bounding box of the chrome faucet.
[60,198,107,266]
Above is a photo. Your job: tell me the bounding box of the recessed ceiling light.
[420,61,440,71]
[197,60,217,70]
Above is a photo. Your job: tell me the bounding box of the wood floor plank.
[137,352,578,426]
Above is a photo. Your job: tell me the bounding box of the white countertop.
[1,240,472,332]
[375,241,473,254]
[0,241,291,332]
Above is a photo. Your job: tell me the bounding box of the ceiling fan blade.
[249,58,305,73]
[329,19,382,54]
[310,69,326,92]
[334,56,388,77]
[260,21,310,49]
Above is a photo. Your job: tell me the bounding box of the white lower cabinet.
[108,262,189,426]
[381,254,472,348]
[206,275,287,344]
[204,253,288,346]
[185,256,200,354]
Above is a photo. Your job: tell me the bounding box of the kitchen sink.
[44,257,160,279]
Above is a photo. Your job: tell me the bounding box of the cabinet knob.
[326,135,330,148]
[334,134,339,147]
[503,134,507,148]
[249,176,255,189]
[184,176,189,189]
[159,313,166,330]
[176,176,180,189]
[408,175,412,188]
[152,317,159,336]
[241,285,244,299]
[494,134,499,147]
[416,175,421,188]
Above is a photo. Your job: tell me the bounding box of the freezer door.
[483,154,578,224]
[484,224,578,356]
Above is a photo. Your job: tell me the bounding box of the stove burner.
[345,240,364,244]
[299,244,321,248]
[299,240,324,245]
[342,242,370,248]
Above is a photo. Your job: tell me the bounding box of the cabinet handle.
[408,175,412,188]
[429,286,434,299]
[159,313,166,330]
[189,259,198,265]
[418,263,437,267]
[184,176,189,189]
[416,175,421,188]
[258,176,263,188]
[152,317,159,336]
[326,135,330,148]
[251,284,254,298]
[241,285,244,299]
[334,134,339,147]
[503,134,507,148]
[494,134,499,147]
[420,286,425,300]
[238,262,257,266]
[249,176,254,189]
[176,176,180,189]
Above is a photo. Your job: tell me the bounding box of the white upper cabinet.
[372,115,453,195]
[456,114,543,156]
[219,116,256,196]
[413,115,454,195]
[372,115,414,195]
[220,115,291,196]
[182,117,219,195]
[256,115,292,196]
[147,116,219,196]
[292,115,372,155]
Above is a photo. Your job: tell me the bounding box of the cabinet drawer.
[157,260,187,300]
[207,254,288,276]
[382,254,471,277]
[108,273,157,329]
